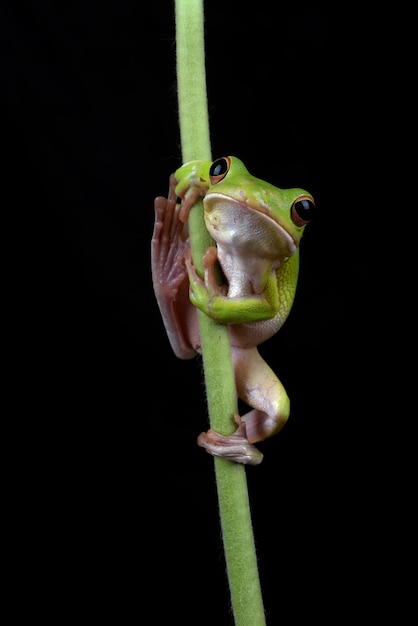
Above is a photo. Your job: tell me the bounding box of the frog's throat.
[203,193,297,259]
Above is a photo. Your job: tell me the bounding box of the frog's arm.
[173,160,212,223]
[185,245,300,325]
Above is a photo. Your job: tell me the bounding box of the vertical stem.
[174,1,266,625]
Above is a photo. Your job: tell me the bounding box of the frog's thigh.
[232,346,290,443]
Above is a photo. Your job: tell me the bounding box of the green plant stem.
[174,2,266,625]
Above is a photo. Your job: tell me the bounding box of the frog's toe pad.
[197,429,263,465]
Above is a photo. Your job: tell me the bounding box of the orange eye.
[209,157,231,184]
[291,196,315,227]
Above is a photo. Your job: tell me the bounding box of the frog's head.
[204,156,315,250]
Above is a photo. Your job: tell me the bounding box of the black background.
[2,2,406,624]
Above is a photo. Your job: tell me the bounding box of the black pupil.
[295,198,315,219]
[210,158,227,177]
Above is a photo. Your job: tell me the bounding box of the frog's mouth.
[203,194,297,261]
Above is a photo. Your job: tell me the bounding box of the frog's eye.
[209,157,231,184]
[291,196,315,227]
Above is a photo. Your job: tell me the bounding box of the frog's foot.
[152,177,190,299]
[197,415,263,466]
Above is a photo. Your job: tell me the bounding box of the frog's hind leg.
[232,346,290,444]
[152,175,197,359]
[197,346,289,465]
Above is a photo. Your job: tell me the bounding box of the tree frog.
[151,156,315,465]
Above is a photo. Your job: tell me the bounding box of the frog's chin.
[203,194,297,260]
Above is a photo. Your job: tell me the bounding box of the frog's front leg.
[197,346,289,465]
[184,245,227,314]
